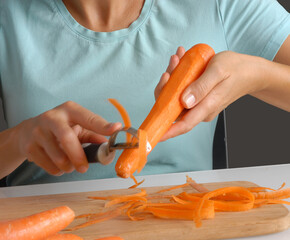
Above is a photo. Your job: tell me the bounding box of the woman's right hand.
[16,101,122,176]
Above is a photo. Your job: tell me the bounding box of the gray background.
[226,0,290,168]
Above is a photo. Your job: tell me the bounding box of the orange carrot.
[95,237,124,240]
[0,206,75,240]
[45,233,83,240]
[115,44,215,178]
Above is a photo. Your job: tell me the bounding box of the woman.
[0,0,289,185]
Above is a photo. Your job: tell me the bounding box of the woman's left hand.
[155,46,267,141]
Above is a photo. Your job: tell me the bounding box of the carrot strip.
[186,176,209,192]
[131,175,138,184]
[108,98,131,142]
[156,183,190,193]
[171,195,191,205]
[126,202,147,221]
[45,233,83,240]
[95,237,124,240]
[195,187,255,227]
[69,202,134,231]
[88,196,108,200]
[213,200,254,212]
[253,188,290,199]
[254,199,290,205]
[278,182,286,190]
[69,210,121,231]
[146,200,214,220]
[177,192,202,202]
[105,196,147,208]
[129,179,145,189]
[0,206,75,240]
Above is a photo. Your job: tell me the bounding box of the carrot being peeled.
[0,206,75,240]
[115,44,215,178]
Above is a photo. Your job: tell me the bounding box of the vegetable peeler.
[83,127,139,165]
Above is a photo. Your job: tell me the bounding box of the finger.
[175,109,188,122]
[181,60,229,109]
[176,46,185,59]
[166,55,180,74]
[161,81,229,141]
[59,101,122,135]
[27,144,63,176]
[154,72,170,100]
[36,130,74,173]
[51,123,89,173]
[160,104,207,142]
[76,127,109,144]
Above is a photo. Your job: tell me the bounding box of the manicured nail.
[184,94,195,108]
[105,122,115,129]
[78,165,88,173]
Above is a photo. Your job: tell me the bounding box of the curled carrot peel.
[129,179,145,189]
[0,206,75,240]
[194,187,255,227]
[108,98,132,142]
[115,44,215,178]
[72,179,290,231]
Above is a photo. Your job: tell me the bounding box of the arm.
[0,101,121,179]
[251,35,290,110]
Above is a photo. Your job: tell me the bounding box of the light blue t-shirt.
[0,0,289,185]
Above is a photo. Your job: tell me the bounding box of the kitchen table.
[1,164,289,240]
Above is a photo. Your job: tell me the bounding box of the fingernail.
[55,171,64,176]
[184,94,195,108]
[78,165,88,173]
[105,122,115,129]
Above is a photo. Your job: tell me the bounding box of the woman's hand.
[155,46,268,141]
[15,101,122,176]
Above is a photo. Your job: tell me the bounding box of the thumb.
[181,65,222,109]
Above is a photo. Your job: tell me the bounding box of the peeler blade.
[108,127,139,151]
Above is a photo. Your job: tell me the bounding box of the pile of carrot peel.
[69,177,290,230]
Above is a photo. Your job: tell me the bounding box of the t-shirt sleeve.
[217,0,290,60]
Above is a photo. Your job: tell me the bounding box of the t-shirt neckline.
[54,0,153,42]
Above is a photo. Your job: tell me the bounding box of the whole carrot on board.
[115,43,215,178]
[0,206,75,240]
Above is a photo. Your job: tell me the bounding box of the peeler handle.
[83,143,116,165]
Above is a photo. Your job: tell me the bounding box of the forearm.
[250,57,290,112]
[0,125,26,179]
